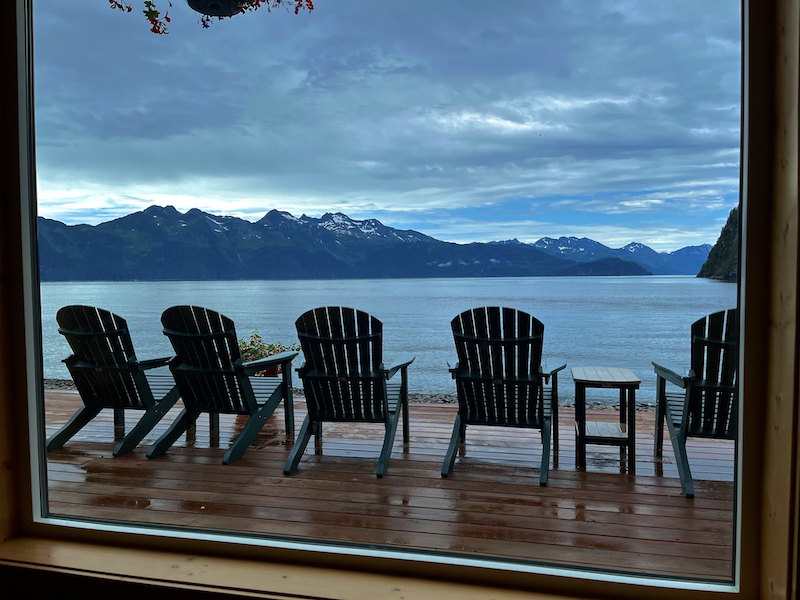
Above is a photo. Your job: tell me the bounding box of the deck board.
[43,390,735,582]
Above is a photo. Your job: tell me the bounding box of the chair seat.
[665,391,736,439]
[665,393,685,427]
[309,382,404,422]
[462,415,548,428]
[147,372,284,411]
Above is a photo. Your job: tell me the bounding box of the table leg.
[628,388,636,474]
[576,383,586,469]
[551,373,559,461]
[619,388,626,467]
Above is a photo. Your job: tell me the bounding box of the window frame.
[1,0,798,598]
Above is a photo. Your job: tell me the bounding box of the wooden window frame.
[1,0,798,598]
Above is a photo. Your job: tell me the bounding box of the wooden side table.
[572,366,641,474]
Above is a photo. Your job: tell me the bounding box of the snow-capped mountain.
[37,205,653,281]
[533,237,615,262]
[260,210,435,243]
[531,236,711,275]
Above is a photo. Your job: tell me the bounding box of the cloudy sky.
[33,0,740,251]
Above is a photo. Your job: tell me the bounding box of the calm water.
[40,276,737,405]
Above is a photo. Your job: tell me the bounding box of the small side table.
[572,366,641,474]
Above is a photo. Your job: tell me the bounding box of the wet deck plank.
[43,390,735,582]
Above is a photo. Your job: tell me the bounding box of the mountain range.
[496,237,711,276]
[37,206,711,281]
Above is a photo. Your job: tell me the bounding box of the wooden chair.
[653,308,738,498]
[285,306,414,478]
[47,305,181,456]
[147,305,298,465]
[443,306,554,486]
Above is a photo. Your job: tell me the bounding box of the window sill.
[0,535,573,600]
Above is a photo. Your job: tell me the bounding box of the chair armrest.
[295,361,307,374]
[448,361,460,378]
[540,356,567,383]
[384,353,415,380]
[241,351,299,375]
[135,356,173,371]
[652,360,692,387]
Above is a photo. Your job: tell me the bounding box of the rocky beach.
[44,379,653,411]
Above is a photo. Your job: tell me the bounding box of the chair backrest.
[161,305,256,415]
[686,308,739,439]
[57,305,151,409]
[295,306,387,422]
[451,307,545,426]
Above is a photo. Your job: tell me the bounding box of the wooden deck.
[44,389,735,582]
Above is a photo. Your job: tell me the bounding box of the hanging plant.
[109,0,314,35]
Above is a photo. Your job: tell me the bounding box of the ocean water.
[40,276,737,404]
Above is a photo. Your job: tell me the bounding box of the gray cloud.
[34,0,740,251]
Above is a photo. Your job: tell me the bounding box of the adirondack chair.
[284,306,414,478]
[46,305,181,456]
[443,306,556,486]
[653,308,739,498]
[147,305,298,465]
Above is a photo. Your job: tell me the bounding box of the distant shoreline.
[44,379,654,411]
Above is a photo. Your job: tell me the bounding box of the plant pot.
[187,0,240,17]
[262,365,281,377]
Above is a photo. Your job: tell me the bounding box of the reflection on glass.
[36,0,740,582]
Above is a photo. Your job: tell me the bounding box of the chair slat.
[516,310,531,424]
[502,307,517,424]
[702,312,725,432]
[487,307,503,423]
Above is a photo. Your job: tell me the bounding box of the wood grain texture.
[571,367,641,386]
[44,389,734,581]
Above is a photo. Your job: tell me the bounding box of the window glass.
[35,0,741,583]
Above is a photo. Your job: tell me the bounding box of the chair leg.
[441,414,463,478]
[669,429,695,498]
[402,394,410,445]
[282,369,294,436]
[222,392,282,465]
[113,408,125,430]
[113,387,181,457]
[539,417,551,486]
[314,421,323,446]
[284,415,317,475]
[376,406,402,478]
[146,409,199,459]
[46,405,102,452]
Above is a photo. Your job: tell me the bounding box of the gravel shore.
[44,379,653,411]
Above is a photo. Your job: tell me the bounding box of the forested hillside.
[697,206,739,281]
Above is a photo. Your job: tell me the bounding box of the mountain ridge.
[530,236,712,275]
[37,205,712,281]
